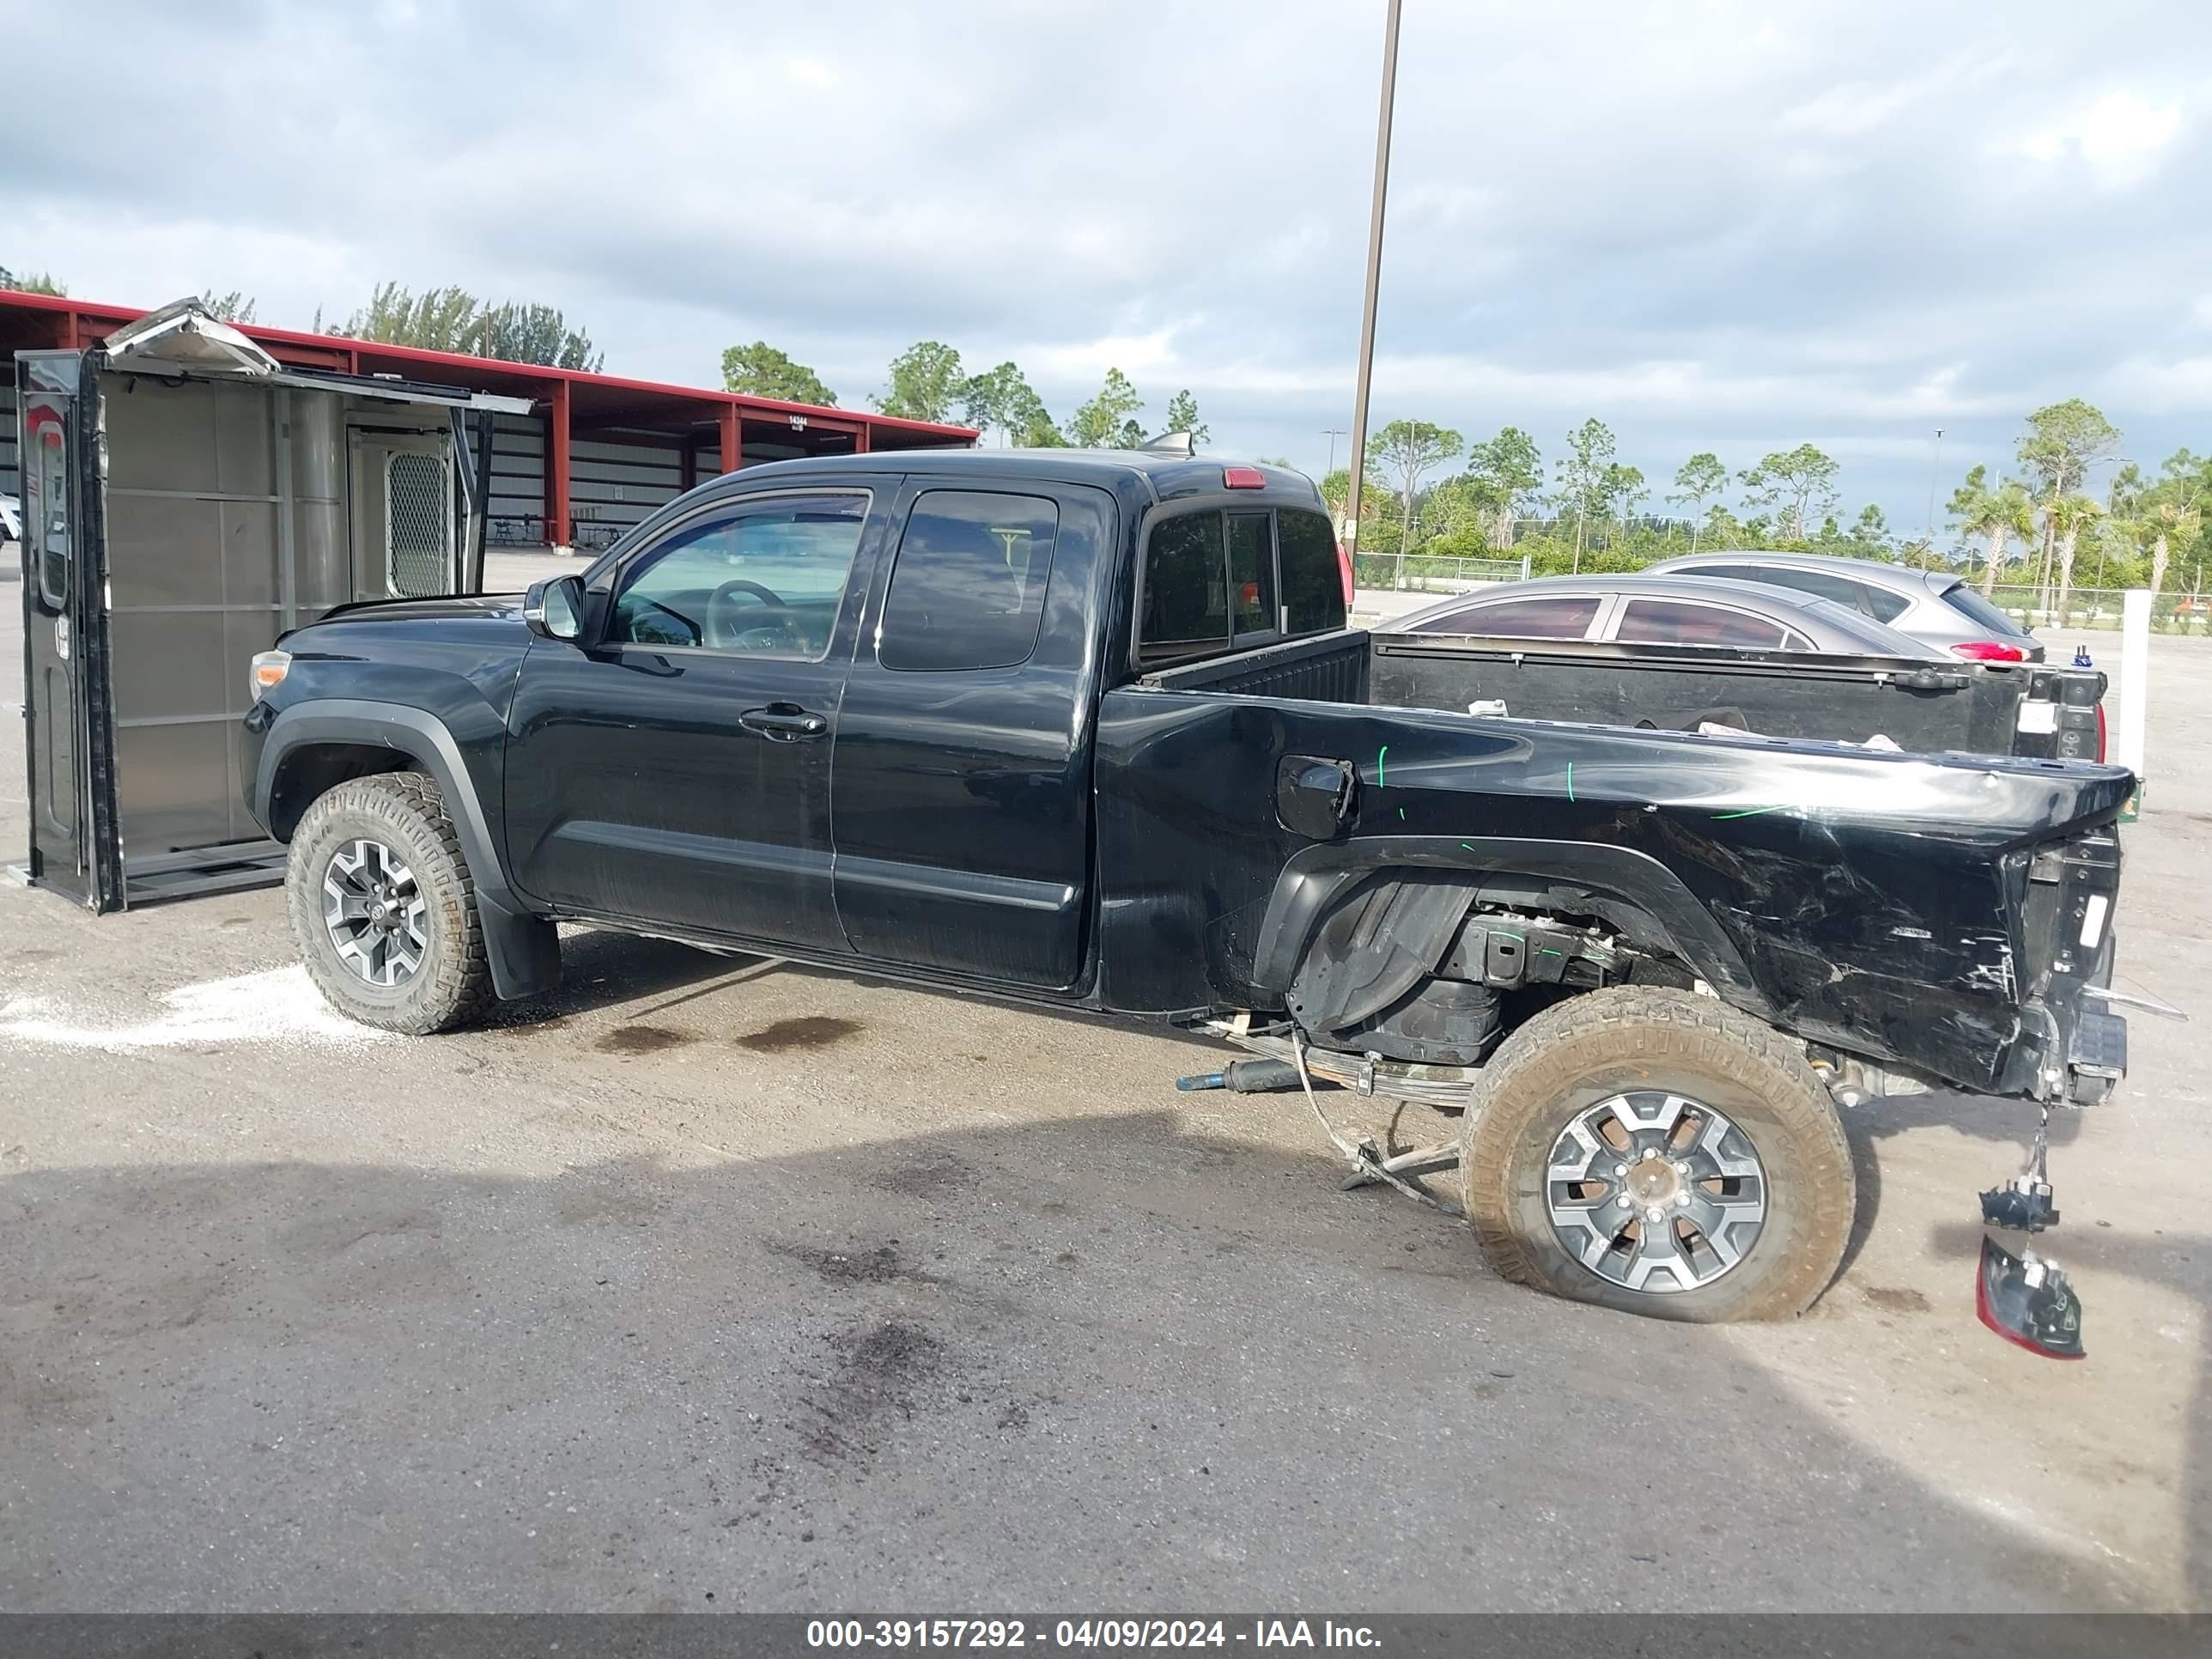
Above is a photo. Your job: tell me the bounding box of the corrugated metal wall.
[1,378,20,504]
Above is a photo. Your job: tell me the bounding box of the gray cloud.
[7,0,2209,524]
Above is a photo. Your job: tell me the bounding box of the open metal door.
[349,427,459,600]
[16,349,122,908]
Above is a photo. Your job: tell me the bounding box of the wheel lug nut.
[1613,1164,1626,1177]
[1644,1207,1662,1224]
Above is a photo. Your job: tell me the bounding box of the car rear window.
[1942,583,2031,639]
[879,489,1059,672]
[1139,512,1231,665]
[1798,599,1929,657]
[1616,599,1790,649]
[1419,594,1601,639]
[1138,503,1346,667]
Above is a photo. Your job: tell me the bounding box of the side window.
[1858,584,1911,623]
[1278,508,1347,634]
[879,489,1059,672]
[1226,512,1278,638]
[30,416,70,610]
[612,492,867,658]
[1697,562,1863,610]
[1615,599,1789,649]
[1139,511,1229,666]
[1425,595,1601,639]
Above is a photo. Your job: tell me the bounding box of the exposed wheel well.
[1284,869,1703,1064]
[267,742,421,842]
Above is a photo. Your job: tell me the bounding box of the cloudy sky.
[7,0,2209,529]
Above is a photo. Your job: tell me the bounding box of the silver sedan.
[1646,550,2045,662]
[1389,573,1948,658]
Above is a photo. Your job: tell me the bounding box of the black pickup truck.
[241,449,2133,1333]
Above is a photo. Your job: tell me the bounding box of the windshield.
[1799,598,1942,658]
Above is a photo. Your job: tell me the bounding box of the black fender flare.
[253,699,560,1000]
[1249,835,1771,1021]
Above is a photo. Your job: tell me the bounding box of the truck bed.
[1141,628,2103,762]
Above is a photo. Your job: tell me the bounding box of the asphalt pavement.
[1,586,2205,1612]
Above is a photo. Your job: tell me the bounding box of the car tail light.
[1222,465,1266,489]
[249,648,291,700]
[1336,538,1355,608]
[2095,702,2107,763]
[1949,640,2028,662]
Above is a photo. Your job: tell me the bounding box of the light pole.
[1923,426,1944,565]
[1322,428,1347,477]
[1341,0,1404,557]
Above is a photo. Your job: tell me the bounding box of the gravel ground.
[0,593,2204,1613]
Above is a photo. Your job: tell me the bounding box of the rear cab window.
[1137,502,1345,670]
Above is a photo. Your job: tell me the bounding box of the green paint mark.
[1538,947,1565,957]
[1713,805,1789,820]
[1565,761,1576,802]
[1460,842,1477,851]
[1397,807,1406,820]
[1376,744,1389,787]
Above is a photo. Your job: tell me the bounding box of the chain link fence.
[1986,586,2212,635]
[1352,551,1532,592]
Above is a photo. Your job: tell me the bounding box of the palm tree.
[2050,495,2102,626]
[2148,499,2202,597]
[1948,468,2036,595]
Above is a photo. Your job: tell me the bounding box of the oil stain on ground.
[771,1239,940,1288]
[797,1316,946,1462]
[734,1015,863,1054]
[594,1024,697,1056]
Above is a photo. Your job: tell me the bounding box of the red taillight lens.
[1336,539,1355,607]
[1949,640,2028,662]
[1222,465,1266,489]
[2095,702,2107,763]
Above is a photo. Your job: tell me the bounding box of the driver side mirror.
[523,574,585,641]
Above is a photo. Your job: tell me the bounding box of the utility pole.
[1923,427,1944,566]
[1341,0,1403,557]
[1322,428,1347,478]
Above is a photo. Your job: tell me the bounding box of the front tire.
[287,771,497,1035]
[1461,987,1853,1322]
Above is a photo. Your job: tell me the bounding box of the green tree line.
[720,335,1208,449]
[1329,401,2212,606]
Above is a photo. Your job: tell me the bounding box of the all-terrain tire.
[1460,986,1854,1322]
[287,770,498,1036]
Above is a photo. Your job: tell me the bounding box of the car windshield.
[1798,598,1938,657]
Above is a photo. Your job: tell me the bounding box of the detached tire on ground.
[1460,986,1853,1323]
[287,770,496,1036]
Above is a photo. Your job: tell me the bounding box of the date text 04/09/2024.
[805,1620,1382,1650]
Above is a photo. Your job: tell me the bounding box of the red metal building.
[0,289,975,549]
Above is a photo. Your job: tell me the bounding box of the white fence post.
[2118,588,2151,818]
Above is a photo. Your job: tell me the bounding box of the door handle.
[738,703,829,741]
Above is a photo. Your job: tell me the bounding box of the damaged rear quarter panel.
[1093,693,2129,1093]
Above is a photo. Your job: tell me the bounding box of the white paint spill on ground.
[0,965,394,1050]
